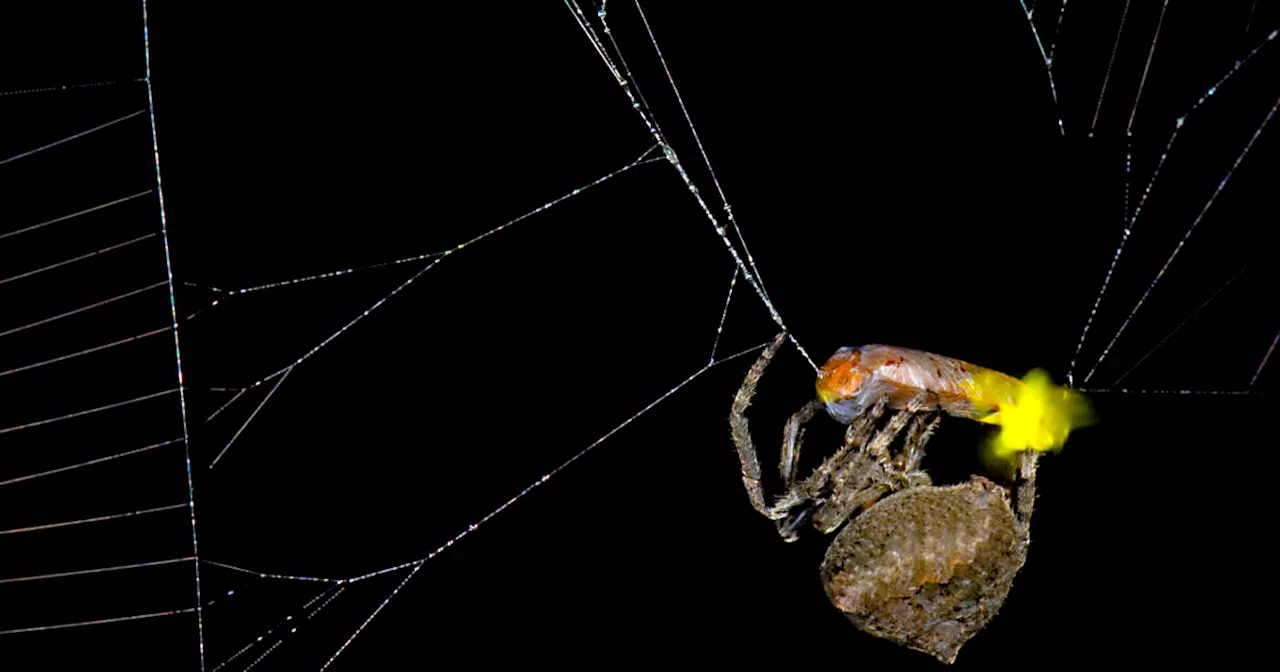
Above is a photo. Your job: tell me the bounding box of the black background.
[2,1,1279,669]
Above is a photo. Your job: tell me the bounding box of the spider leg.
[809,455,892,535]
[843,396,889,455]
[772,449,869,541]
[863,405,915,459]
[779,399,824,489]
[897,412,941,477]
[803,395,887,499]
[1013,450,1039,543]
[770,398,888,541]
[729,331,789,520]
[809,407,918,534]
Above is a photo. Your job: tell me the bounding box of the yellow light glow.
[975,368,1094,458]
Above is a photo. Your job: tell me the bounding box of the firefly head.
[816,347,869,424]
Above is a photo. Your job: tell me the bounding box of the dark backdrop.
[1,2,1278,669]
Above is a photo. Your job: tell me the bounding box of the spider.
[729,332,1086,664]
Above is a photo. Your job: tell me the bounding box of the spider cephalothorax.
[730,332,1066,664]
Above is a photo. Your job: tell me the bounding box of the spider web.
[2,1,1278,669]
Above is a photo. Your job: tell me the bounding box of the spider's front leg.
[730,331,847,536]
[729,332,790,520]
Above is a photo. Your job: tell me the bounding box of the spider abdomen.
[818,477,1026,664]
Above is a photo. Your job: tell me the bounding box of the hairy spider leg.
[1013,450,1039,544]
[808,406,935,535]
[768,397,888,540]
[898,413,942,474]
[779,399,823,489]
[778,398,936,541]
[730,331,790,520]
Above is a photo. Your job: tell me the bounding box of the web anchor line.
[708,266,738,364]
[0,556,194,585]
[0,234,157,288]
[0,438,183,488]
[1083,91,1280,384]
[186,149,661,491]
[1089,0,1131,136]
[1045,1,1069,67]
[314,343,770,669]
[566,0,817,371]
[0,109,146,167]
[123,151,666,669]
[218,146,658,399]
[141,1,204,667]
[200,559,341,584]
[1017,0,1065,135]
[320,567,417,670]
[0,388,178,435]
[0,76,145,99]
[0,281,168,341]
[628,1,775,308]
[211,583,343,672]
[341,342,769,587]
[1251,328,1280,387]
[0,502,188,536]
[208,366,293,468]
[1080,388,1275,396]
[0,608,196,636]
[0,326,172,380]
[199,388,249,427]
[1109,262,1250,387]
[1127,0,1171,133]
[0,189,153,241]
[114,147,670,663]
[1067,26,1278,384]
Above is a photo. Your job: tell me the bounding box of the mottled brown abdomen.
[819,477,1026,664]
